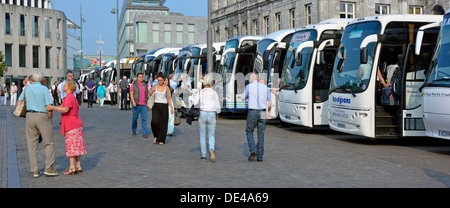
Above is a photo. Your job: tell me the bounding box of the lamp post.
[111,0,120,107]
[80,5,86,75]
[207,0,213,74]
[96,35,105,69]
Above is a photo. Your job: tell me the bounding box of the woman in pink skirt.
[47,79,86,175]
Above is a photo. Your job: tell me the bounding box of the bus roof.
[261,29,296,42]
[348,14,443,31]
[295,18,352,37]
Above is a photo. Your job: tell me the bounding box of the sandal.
[153,138,157,144]
[64,168,77,175]
[76,167,82,174]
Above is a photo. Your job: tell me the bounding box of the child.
[47,80,86,175]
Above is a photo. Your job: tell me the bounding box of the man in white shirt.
[108,80,117,105]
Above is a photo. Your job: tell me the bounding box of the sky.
[52,0,208,56]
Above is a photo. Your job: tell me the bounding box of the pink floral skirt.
[65,127,87,157]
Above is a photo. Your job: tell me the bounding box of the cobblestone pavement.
[3,103,450,188]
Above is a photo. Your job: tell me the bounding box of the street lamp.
[111,0,120,107]
[80,5,86,75]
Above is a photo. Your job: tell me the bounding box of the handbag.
[174,115,181,126]
[147,92,155,109]
[13,87,27,118]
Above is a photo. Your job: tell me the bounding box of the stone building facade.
[211,0,450,42]
[0,1,66,89]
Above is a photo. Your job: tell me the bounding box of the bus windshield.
[427,15,450,87]
[218,40,239,82]
[280,30,317,90]
[254,39,276,73]
[330,21,381,94]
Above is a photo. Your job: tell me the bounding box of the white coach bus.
[327,15,441,139]
[254,29,295,119]
[218,35,264,112]
[417,11,450,140]
[278,19,351,128]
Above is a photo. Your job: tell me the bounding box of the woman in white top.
[193,74,221,162]
[149,72,174,145]
[10,82,17,106]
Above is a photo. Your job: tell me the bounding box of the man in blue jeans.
[130,73,149,138]
[242,73,272,162]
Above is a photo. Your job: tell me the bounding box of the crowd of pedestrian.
[4,69,272,178]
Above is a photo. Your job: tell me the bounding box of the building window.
[138,22,148,43]
[56,47,60,69]
[233,24,238,36]
[188,24,195,45]
[45,47,51,68]
[290,8,296,28]
[56,19,61,39]
[5,44,12,67]
[340,2,355,19]
[33,46,39,68]
[19,45,26,68]
[5,13,11,35]
[45,17,51,38]
[164,23,171,44]
[152,22,159,43]
[275,12,281,31]
[409,6,423,15]
[305,4,312,25]
[33,16,39,37]
[263,16,269,35]
[375,4,390,15]
[252,19,259,35]
[176,23,183,44]
[19,14,25,36]
[242,22,247,35]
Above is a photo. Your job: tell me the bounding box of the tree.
[0,51,7,81]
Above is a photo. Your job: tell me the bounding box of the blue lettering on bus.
[332,96,351,104]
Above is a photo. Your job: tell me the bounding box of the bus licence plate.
[337,122,345,128]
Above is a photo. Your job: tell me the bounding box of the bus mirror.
[317,51,325,65]
[360,48,368,64]
[296,53,302,66]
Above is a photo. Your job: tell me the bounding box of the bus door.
[401,43,434,136]
[313,43,338,126]
[232,51,256,111]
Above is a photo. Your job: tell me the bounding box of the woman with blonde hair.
[47,79,86,175]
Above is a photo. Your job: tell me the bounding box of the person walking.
[10,82,17,106]
[149,72,173,145]
[164,77,175,136]
[51,81,59,106]
[193,74,221,162]
[130,73,149,138]
[85,77,96,108]
[47,80,86,175]
[96,82,107,108]
[242,73,272,162]
[17,72,59,178]
[108,80,117,106]
[1,84,7,105]
[119,76,129,110]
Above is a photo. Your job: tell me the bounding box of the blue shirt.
[242,81,272,110]
[86,80,96,93]
[18,82,53,113]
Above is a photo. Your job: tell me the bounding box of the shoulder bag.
[13,87,27,118]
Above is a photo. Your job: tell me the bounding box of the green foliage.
[0,51,7,79]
